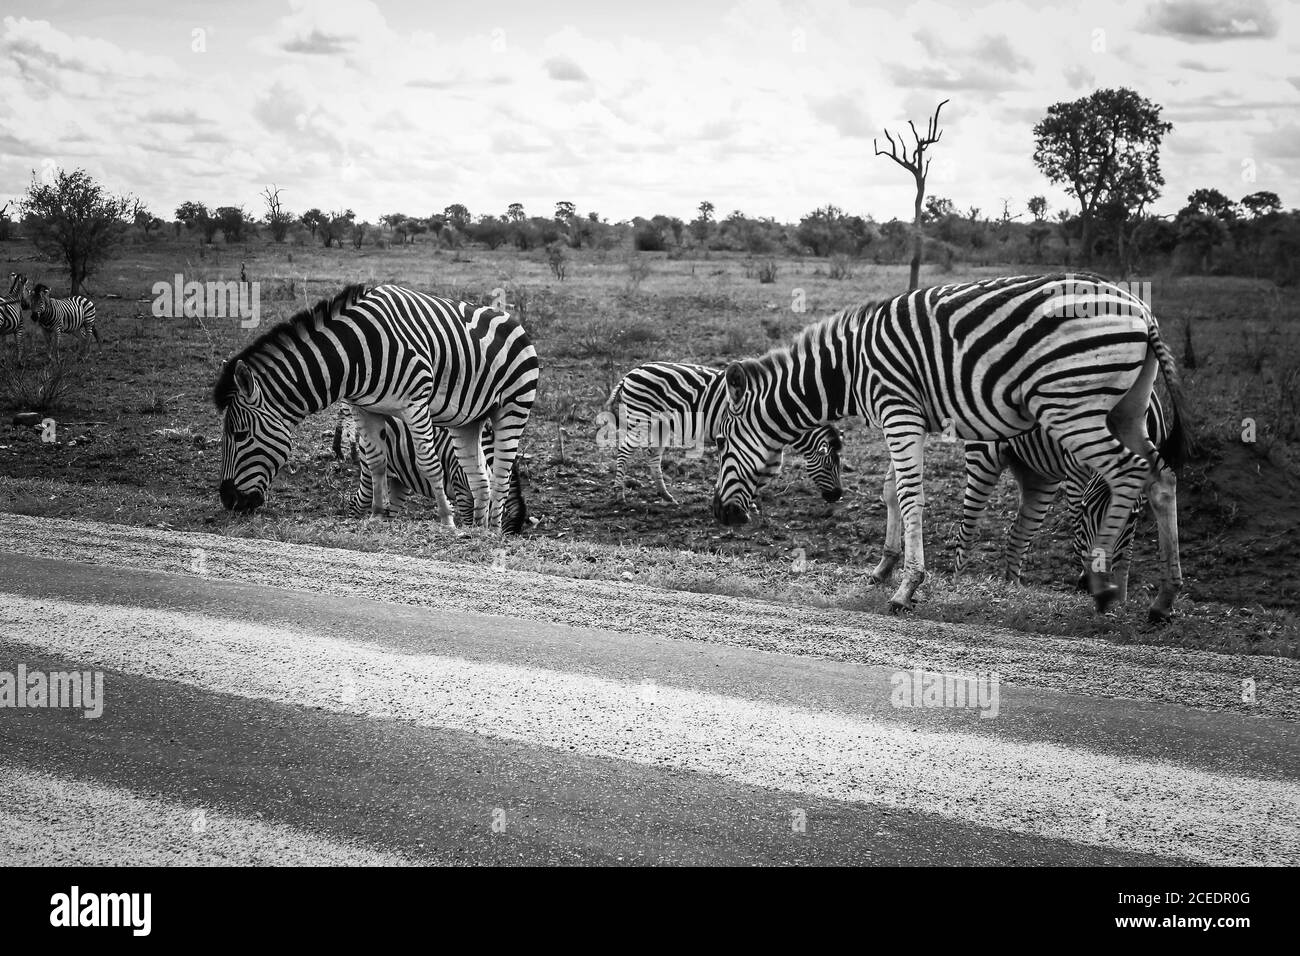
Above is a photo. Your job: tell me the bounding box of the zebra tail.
[1150,324,1194,471]
[603,379,623,413]
[331,406,347,461]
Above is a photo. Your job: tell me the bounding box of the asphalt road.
[0,514,1296,865]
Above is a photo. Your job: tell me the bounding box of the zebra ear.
[724,362,748,408]
[233,360,260,401]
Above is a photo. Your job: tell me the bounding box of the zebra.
[954,395,1173,603]
[712,273,1190,622]
[29,283,99,353]
[214,284,539,530]
[604,361,844,505]
[332,405,529,533]
[0,273,28,359]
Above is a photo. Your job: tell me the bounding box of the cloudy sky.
[1,0,1295,226]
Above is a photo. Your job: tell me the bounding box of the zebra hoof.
[1091,584,1120,614]
[1074,572,1090,593]
[1146,607,1173,626]
[887,599,912,616]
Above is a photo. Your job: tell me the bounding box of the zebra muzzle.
[711,493,750,526]
[219,480,264,513]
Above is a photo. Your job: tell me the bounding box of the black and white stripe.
[0,273,28,356]
[712,273,1190,621]
[213,284,539,530]
[605,361,843,505]
[333,406,529,534]
[29,283,99,352]
[956,396,1173,603]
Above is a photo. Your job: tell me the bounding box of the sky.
[1,0,1296,226]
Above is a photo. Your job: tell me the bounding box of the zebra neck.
[246,331,352,423]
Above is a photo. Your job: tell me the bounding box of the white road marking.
[3,593,1296,865]
[0,764,411,866]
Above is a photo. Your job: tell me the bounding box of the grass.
[1,237,1298,660]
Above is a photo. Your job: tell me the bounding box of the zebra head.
[28,283,50,318]
[6,272,26,303]
[216,360,294,513]
[789,424,844,503]
[713,359,808,525]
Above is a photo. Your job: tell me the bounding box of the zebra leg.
[1036,411,1150,614]
[881,422,928,612]
[485,405,531,531]
[868,463,902,585]
[614,440,632,502]
[954,442,1005,574]
[449,421,490,527]
[1144,468,1182,623]
[648,445,678,504]
[350,408,393,518]
[1002,462,1060,585]
[401,405,455,526]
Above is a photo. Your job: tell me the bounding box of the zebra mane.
[212,283,369,410]
[749,304,874,373]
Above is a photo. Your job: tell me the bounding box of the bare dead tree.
[261,185,293,242]
[873,99,949,290]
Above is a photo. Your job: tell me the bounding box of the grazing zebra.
[332,405,529,533]
[955,396,1172,602]
[0,273,27,358]
[29,283,99,353]
[712,273,1190,621]
[214,284,539,530]
[604,361,844,505]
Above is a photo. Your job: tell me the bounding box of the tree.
[1176,211,1229,274]
[300,208,327,238]
[1033,88,1172,267]
[177,201,219,243]
[22,168,132,294]
[923,196,956,223]
[132,200,164,236]
[874,98,949,289]
[1184,188,1238,223]
[506,203,526,223]
[321,209,355,248]
[214,205,250,243]
[1027,196,1048,221]
[554,200,576,222]
[1240,191,1281,219]
[261,186,293,242]
[443,204,471,230]
[691,201,715,244]
[0,201,12,242]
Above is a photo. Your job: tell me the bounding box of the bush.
[633,225,666,252]
[0,357,74,413]
[827,255,853,280]
[757,260,778,284]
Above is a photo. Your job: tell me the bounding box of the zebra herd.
[0,272,101,358]
[215,273,1188,622]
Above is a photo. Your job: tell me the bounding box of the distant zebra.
[214,284,539,530]
[29,283,99,353]
[0,273,28,358]
[332,405,529,533]
[955,396,1173,602]
[604,361,844,505]
[712,273,1190,621]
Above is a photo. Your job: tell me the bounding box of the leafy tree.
[1027,196,1048,221]
[1240,191,1281,219]
[1184,188,1238,222]
[506,203,526,223]
[177,200,219,243]
[214,205,250,243]
[321,209,355,248]
[923,196,956,223]
[299,208,327,238]
[554,201,576,222]
[1176,211,1230,273]
[22,167,133,293]
[443,204,471,230]
[1033,88,1172,266]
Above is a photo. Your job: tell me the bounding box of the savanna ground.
[1,237,1297,658]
